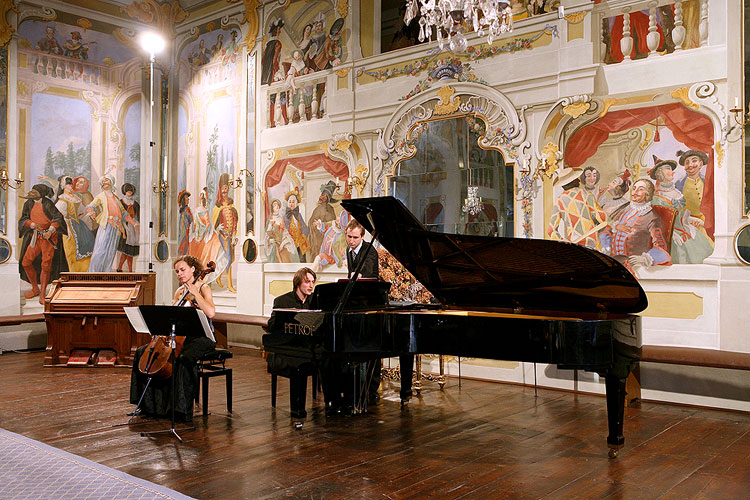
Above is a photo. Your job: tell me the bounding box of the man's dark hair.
[346,219,365,235]
[293,267,316,291]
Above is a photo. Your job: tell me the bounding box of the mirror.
[734,223,750,264]
[154,240,169,262]
[0,236,10,263]
[242,238,257,263]
[388,115,514,236]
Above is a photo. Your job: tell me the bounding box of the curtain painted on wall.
[564,103,715,240]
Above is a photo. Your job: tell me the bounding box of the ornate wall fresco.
[16,15,142,293]
[260,0,345,127]
[262,149,351,269]
[600,0,703,64]
[548,102,715,277]
[176,22,243,292]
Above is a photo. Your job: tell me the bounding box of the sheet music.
[197,310,216,342]
[124,307,150,334]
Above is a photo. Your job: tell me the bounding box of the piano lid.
[341,196,648,315]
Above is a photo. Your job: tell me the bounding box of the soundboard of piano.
[263,196,646,457]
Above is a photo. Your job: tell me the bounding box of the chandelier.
[462,186,483,216]
[404,0,513,52]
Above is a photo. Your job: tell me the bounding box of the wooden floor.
[1,348,749,500]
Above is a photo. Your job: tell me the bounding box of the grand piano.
[263,196,646,457]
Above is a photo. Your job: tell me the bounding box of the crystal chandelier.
[404,0,513,52]
[462,185,483,216]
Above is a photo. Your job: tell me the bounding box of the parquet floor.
[0,348,748,500]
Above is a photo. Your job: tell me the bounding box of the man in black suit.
[267,267,316,419]
[345,219,378,279]
[345,219,382,406]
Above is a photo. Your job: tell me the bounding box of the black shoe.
[339,405,353,417]
[325,403,340,417]
[290,409,307,419]
[368,393,380,405]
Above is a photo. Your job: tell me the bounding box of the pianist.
[129,255,216,421]
[267,267,317,419]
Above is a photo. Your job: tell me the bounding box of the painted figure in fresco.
[212,174,238,292]
[178,190,193,256]
[189,187,228,277]
[54,175,94,272]
[284,187,310,262]
[18,184,68,304]
[547,167,609,252]
[189,39,211,66]
[287,50,313,122]
[86,174,137,272]
[608,178,670,274]
[62,31,95,60]
[264,198,295,263]
[311,209,349,272]
[116,183,140,272]
[650,157,713,264]
[261,19,287,127]
[211,33,225,59]
[36,25,62,55]
[72,175,95,232]
[675,149,711,240]
[597,170,632,219]
[308,181,339,259]
[299,23,314,59]
[222,30,240,65]
[306,14,327,71]
[310,17,344,71]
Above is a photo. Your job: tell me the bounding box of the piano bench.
[196,348,233,418]
[270,371,320,408]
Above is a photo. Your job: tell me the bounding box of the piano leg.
[604,374,627,458]
[399,355,414,405]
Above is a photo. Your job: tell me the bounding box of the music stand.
[128,305,213,442]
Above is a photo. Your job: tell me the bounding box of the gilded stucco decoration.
[540,142,561,179]
[228,0,261,49]
[434,85,460,115]
[336,0,348,18]
[562,95,592,119]
[564,11,586,24]
[120,0,188,38]
[670,87,698,109]
[0,0,18,47]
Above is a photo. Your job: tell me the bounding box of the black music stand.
[132,305,212,442]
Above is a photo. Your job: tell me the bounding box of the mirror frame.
[733,222,750,264]
[154,239,169,263]
[242,237,257,263]
[0,236,10,264]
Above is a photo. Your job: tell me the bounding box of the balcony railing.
[599,0,708,64]
[19,48,113,86]
[263,70,330,128]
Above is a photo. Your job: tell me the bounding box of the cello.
[138,261,215,379]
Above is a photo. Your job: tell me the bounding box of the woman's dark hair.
[174,255,204,278]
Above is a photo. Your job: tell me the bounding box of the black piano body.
[263,196,646,456]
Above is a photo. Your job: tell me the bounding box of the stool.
[270,371,319,408]
[197,348,233,418]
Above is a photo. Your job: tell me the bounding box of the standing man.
[267,267,317,419]
[345,219,378,279]
[344,218,381,405]
[87,174,137,272]
[19,184,68,304]
[308,181,338,259]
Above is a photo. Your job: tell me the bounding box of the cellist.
[129,255,216,421]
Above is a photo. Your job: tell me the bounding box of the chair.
[196,348,233,418]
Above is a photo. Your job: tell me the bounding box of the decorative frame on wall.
[734,222,750,264]
[375,81,530,235]
[0,44,7,235]
[0,236,10,263]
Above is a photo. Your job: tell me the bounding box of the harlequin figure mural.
[212,173,238,292]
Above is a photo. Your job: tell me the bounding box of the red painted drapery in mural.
[564,103,715,240]
[263,153,349,219]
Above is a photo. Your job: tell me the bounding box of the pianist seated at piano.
[267,267,317,419]
[129,255,217,421]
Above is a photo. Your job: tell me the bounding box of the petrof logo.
[284,323,313,336]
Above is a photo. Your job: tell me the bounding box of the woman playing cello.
[129,255,217,421]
